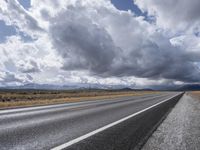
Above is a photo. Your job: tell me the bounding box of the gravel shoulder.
[142,93,200,150]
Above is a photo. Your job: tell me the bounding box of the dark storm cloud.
[108,39,200,82]
[48,2,200,83]
[49,6,119,75]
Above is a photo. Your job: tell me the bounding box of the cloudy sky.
[0,0,200,88]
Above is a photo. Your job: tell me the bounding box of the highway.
[0,92,183,150]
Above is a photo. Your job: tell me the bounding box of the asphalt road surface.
[0,92,183,150]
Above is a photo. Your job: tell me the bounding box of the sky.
[0,0,200,89]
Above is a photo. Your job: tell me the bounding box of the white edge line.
[51,92,182,150]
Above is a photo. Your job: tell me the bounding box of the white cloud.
[0,71,32,85]
[0,0,45,38]
[17,59,40,73]
[0,0,200,88]
[134,0,200,32]
[47,0,200,82]
[0,35,61,85]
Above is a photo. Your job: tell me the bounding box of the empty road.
[0,92,183,150]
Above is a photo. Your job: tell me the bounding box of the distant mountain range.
[0,83,140,91]
[1,83,200,91]
[177,84,200,91]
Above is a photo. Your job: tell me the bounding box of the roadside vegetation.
[189,91,200,99]
[0,89,157,108]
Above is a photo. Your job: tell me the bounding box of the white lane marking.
[0,93,167,115]
[51,92,182,150]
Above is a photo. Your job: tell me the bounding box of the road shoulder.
[142,93,200,150]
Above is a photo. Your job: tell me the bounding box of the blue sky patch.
[18,0,31,10]
[0,20,16,43]
[111,0,142,15]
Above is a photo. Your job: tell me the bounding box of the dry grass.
[188,91,200,100]
[0,90,158,109]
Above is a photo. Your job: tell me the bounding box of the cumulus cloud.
[134,0,200,31]
[0,36,39,69]
[0,0,44,37]
[0,72,20,83]
[17,59,40,73]
[0,71,32,85]
[0,0,200,87]
[48,0,200,82]
[49,4,119,75]
[0,35,54,85]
